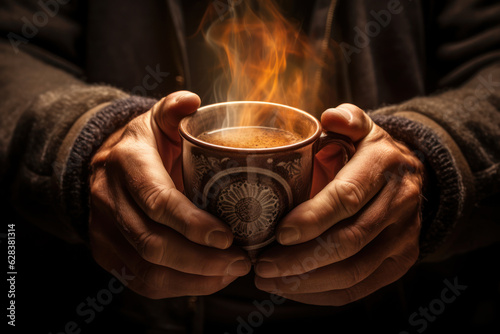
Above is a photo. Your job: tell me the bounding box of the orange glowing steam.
[201,1,325,120]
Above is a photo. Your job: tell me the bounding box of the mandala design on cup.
[200,166,293,251]
[217,181,280,246]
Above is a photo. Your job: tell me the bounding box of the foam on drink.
[198,126,303,148]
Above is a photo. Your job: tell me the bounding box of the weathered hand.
[89,91,251,299]
[255,104,424,306]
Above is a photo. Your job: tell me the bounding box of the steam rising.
[200,0,325,127]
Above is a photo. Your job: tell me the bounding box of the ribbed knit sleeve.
[368,62,500,260]
[56,96,158,242]
[369,113,471,259]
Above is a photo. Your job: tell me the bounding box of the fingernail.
[335,108,352,122]
[206,230,230,249]
[175,92,195,103]
[255,261,279,277]
[227,260,251,276]
[277,227,300,245]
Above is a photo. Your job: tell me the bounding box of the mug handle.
[317,132,356,164]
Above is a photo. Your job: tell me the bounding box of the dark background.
[3,212,500,333]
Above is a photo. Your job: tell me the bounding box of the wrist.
[369,112,469,261]
[57,96,158,243]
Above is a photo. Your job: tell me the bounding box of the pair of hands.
[89,91,424,306]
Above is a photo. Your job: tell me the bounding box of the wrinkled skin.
[254,104,424,306]
[89,91,424,304]
[89,92,251,299]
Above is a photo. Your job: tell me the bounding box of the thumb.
[152,91,201,143]
[321,103,374,142]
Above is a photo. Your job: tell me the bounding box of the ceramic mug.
[179,101,355,259]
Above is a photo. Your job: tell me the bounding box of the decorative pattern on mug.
[217,180,280,241]
[277,158,303,191]
[191,154,230,189]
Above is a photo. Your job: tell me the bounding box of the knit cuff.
[369,113,466,259]
[60,96,158,242]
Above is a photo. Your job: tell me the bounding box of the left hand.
[254,104,424,306]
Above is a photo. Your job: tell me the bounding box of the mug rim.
[178,101,322,153]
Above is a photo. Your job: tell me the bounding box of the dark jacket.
[1,0,499,333]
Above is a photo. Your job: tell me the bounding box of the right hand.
[89,91,251,299]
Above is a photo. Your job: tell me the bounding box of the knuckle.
[411,157,425,177]
[153,97,171,126]
[407,181,423,206]
[334,103,373,138]
[334,225,364,260]
[106,141,130,170]
[401,178,423,209]
[384,147,405,169]
[143,186,175,222]
[143,187,194,239]
[298,205,328,236]
[106,132,145,171]
[179,208,200,237]
[332,180,365,217]
[351,108,372,133]
[344,224,366,253]
[89,177,107,203]
[122,114,149,139]
[89,177,101,197]
[336,286,360,306]
[137,261,169,291]
[338,103,364,117]
[366,126,391,144]
[343,262,364,288]
[143,185,166,214]
[135,232,165,265]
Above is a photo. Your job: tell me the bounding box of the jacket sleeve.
[369,1,500,261]
[0,2,157,243]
